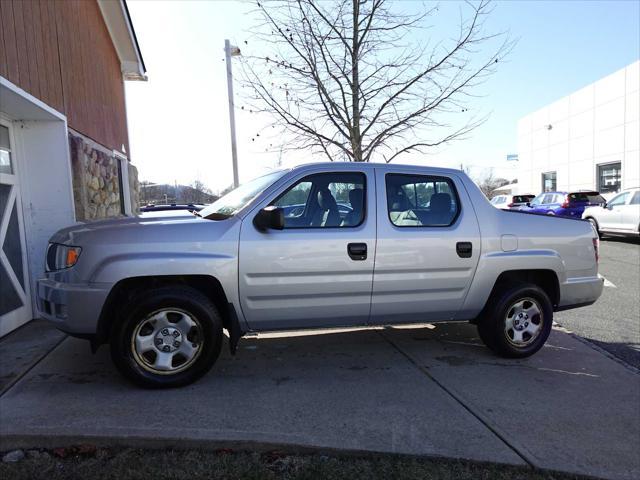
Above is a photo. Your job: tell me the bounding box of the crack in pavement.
[0,335,68,398]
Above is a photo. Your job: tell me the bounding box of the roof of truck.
[290,162,464,176]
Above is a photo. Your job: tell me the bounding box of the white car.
[490,194,535,210]
[582,188,640,237]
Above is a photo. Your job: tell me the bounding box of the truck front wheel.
[110,286,223,388]
[477,283,552,358]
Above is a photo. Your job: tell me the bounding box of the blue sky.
[125,0,640,192]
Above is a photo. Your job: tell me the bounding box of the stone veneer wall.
[68,129,139,221]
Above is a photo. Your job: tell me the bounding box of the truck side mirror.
[253,206,285,231]
[526,202,531,207]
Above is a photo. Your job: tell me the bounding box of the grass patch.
[1,447,598,480]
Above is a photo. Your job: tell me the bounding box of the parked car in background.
[139,204,205,218]
[140,203,205,213]
[490,194,535,210]
[38,163,602,388]
[520,191,606,218]
[282,202,353,222]
[582,188,640,238]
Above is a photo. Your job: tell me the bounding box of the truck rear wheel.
[477,283,552,358]
[110,286,223,388]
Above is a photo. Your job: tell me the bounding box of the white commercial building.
[516,60,639,197]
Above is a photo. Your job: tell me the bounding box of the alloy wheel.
[504,297,544,347]
[131,309,203,375]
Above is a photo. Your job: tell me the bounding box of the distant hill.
[140,182,218,206]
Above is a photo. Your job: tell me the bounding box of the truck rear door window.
[386,174,459,227]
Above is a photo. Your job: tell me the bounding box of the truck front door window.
[271,172,366,228]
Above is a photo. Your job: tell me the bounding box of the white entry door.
[0,121,32,336]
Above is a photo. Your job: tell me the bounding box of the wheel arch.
[94,275,243,352]
[473,269,560,323]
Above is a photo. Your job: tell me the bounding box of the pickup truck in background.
[38,163,603,388]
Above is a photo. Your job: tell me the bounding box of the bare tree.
[241,0,512,162]
[184,179,216,204]
[474,168,510,198]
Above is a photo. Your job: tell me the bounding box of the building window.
[542,172,556,192]
[0,125,13,174]
[597,162,622,194]
[114,152,132,216]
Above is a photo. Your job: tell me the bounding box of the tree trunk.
[351,0,362,161]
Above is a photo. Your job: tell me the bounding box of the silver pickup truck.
[38,163,603,388]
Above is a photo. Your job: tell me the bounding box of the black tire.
[110,285,223,388]
[586,217,602,239]
[477,283,552,358]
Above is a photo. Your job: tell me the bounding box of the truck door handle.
[347,243,367,261]
[456,242,472,258]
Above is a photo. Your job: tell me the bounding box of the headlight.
[46,243,82,271]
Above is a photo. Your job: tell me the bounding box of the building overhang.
[97,0,147,81]
[1,77,67,122]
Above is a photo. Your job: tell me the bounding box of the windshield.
[199,171,287,220]
[568,192,606,204]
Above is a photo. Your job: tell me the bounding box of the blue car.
[520,191,606,218]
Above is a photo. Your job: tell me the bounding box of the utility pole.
[225,39,241,188]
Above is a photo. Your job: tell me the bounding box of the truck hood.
[49,215,234,246]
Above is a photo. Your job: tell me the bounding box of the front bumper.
[37,278,112,335]
[557,275,604,310]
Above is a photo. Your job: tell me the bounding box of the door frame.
[370,166,481,324]
[237,166,377,331]
[0,116,33,336]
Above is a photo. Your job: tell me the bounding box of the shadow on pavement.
[0,320,66,394]
[600,236,640,245]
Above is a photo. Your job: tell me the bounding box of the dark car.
[140,203,205,212]
[490,194,535,210]
[521,191,606,218]
[139,204,206,218]
[282,202,353,221]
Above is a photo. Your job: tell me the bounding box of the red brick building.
[0,0,146,335]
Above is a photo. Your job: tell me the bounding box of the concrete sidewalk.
[1,321,638,480]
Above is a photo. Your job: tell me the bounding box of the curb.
[552,322,640,375]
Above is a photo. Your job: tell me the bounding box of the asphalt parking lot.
[555,236,640,369]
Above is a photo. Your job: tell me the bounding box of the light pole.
[225,39,241,188]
